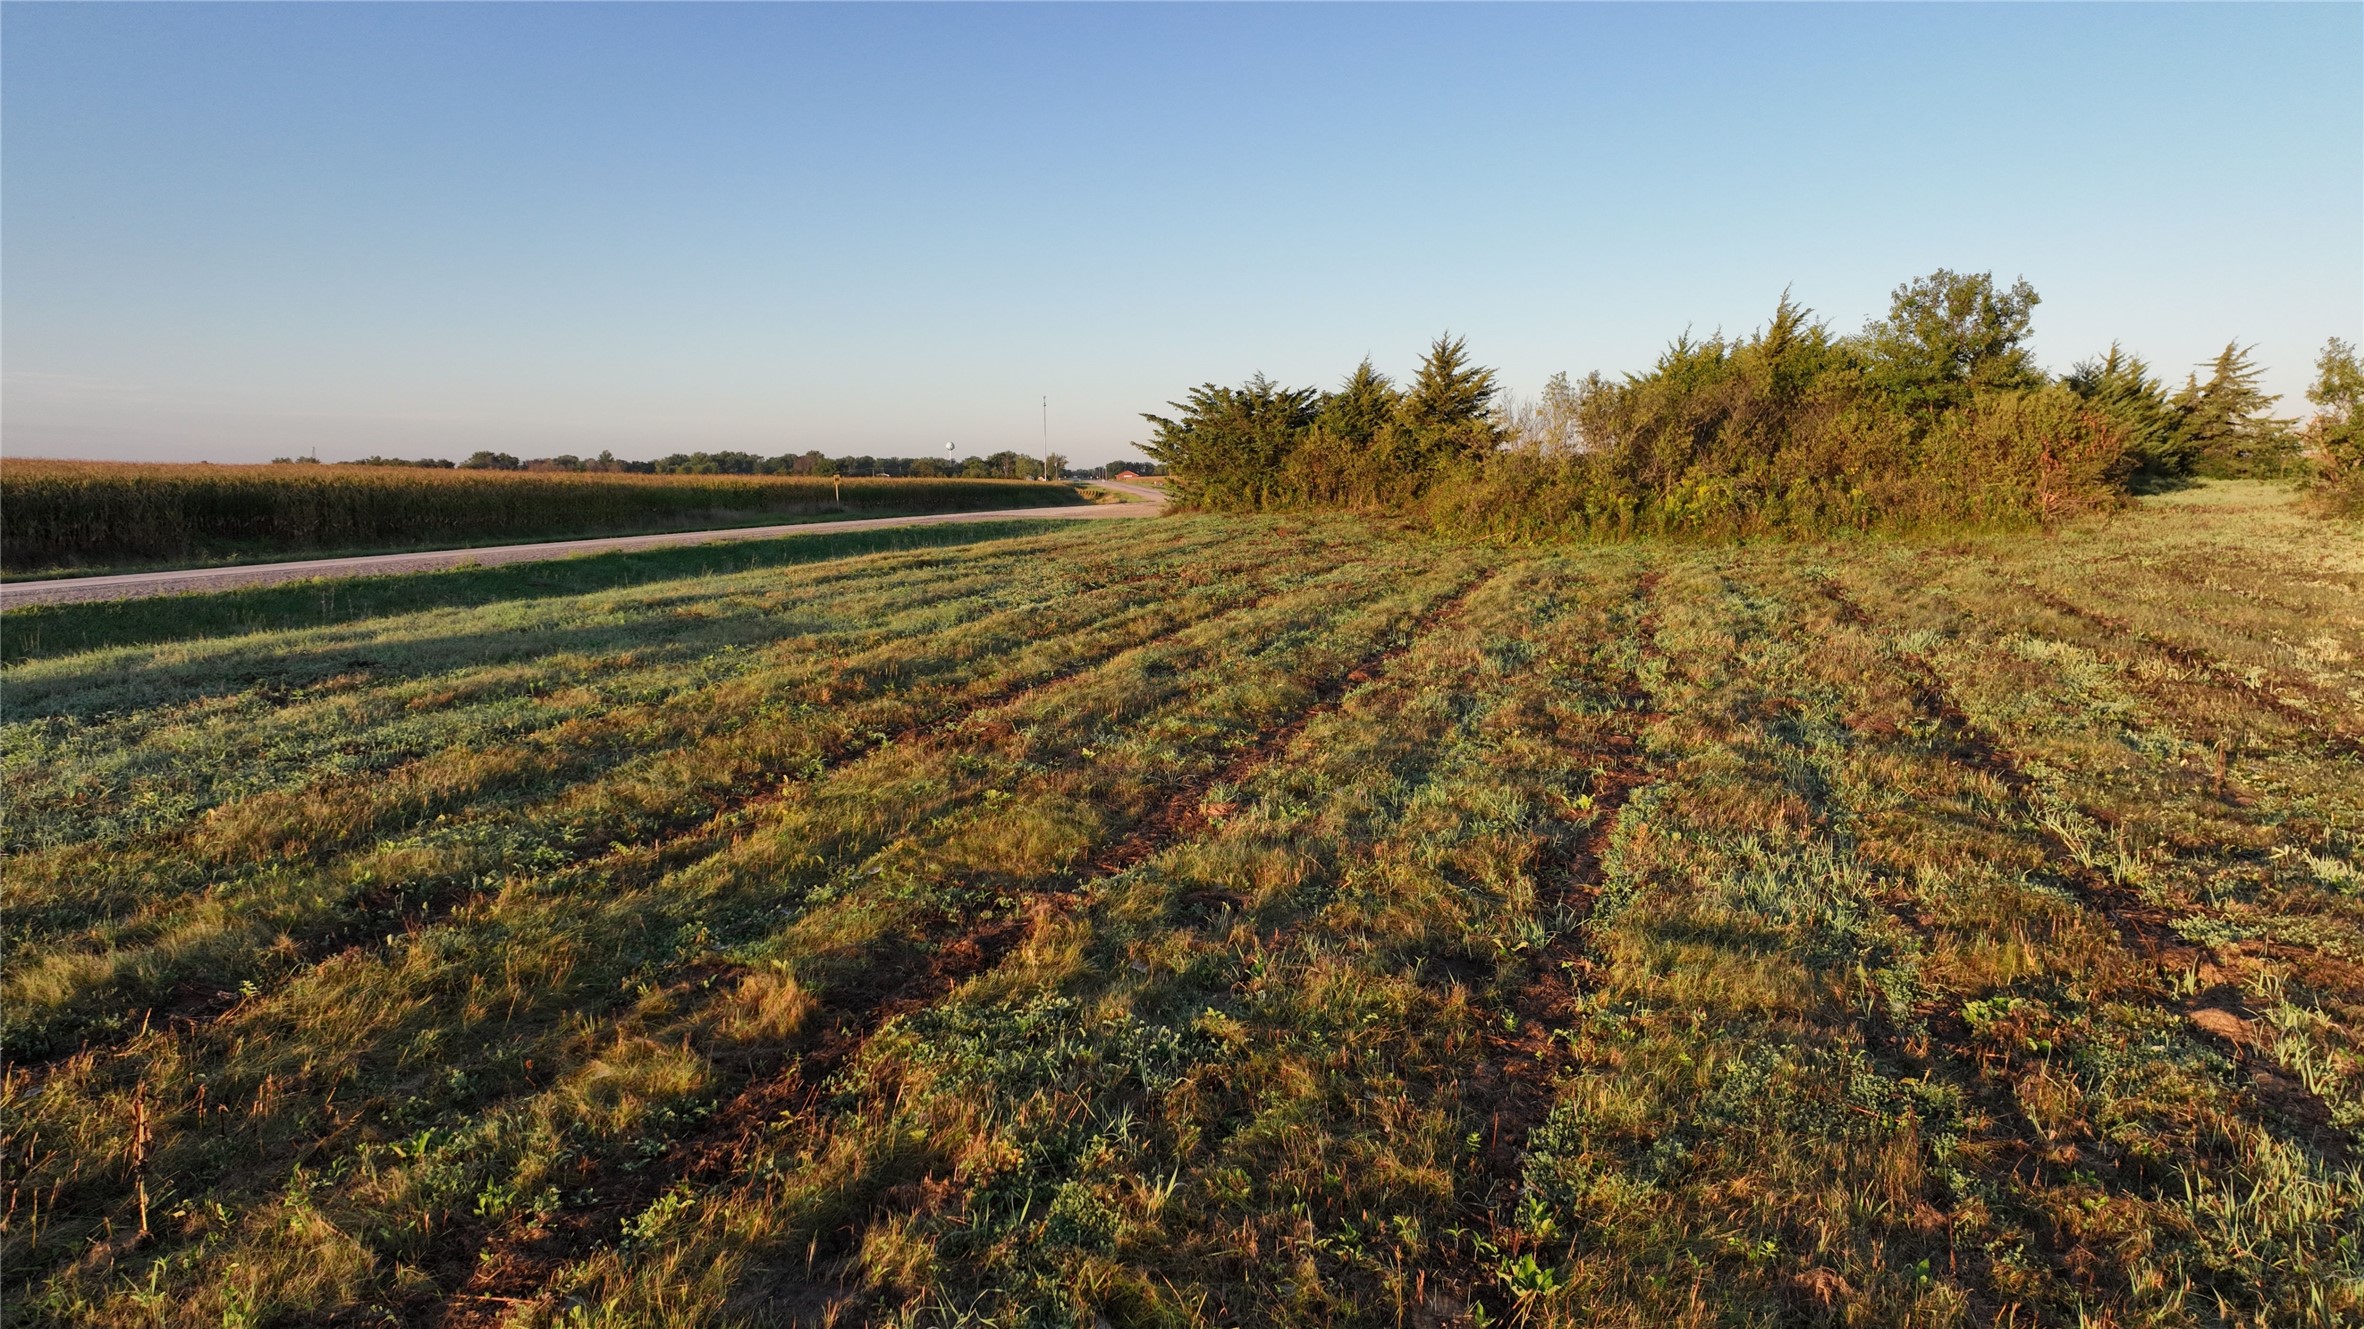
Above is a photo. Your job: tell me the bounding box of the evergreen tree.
[2173,342,2298,477]
[1141,374,1318,504]
[1314,359,1400,445]
[2064,343,2192,479]
[1393,334,1503,467]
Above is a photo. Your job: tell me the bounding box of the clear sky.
[5,2,2358,466]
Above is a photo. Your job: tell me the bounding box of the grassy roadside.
[0,505,1086,584]
[0,518,1086,665]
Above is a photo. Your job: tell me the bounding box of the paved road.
[1,485,1167,609]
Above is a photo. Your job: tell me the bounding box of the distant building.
[1115,470,1140,480]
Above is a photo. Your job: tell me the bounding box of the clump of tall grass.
[0,461,1078,573]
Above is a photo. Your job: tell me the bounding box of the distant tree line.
[274,449,1091,480]
[1141,269,2345,537]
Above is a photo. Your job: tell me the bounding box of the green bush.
[1145,276,2137,539]
[2304,338,2364,519]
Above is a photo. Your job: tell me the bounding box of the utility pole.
[1041,396,1050,481]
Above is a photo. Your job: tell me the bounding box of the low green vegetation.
[0,462,1083,576]
[3,483,2358,1326]
[2305,338,2364,519]
[1142,271,2349,538]
[0,519,1085,666]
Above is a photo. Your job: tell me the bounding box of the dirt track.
[0,485,1165,609]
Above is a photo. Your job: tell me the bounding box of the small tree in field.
[2174,342,2298,478]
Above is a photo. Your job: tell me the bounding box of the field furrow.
[521,555,1649,1323]
[435,564,1507,1323]
[1753,566,2312,1320]
[8,535,1480,1320]
[1,527,1336,1060]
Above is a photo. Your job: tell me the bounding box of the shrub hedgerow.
[1144,274,2165,539]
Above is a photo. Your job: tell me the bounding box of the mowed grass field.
[3,483,2360,1327]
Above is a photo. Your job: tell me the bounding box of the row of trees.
[1142,270,2349,537]
[274,449,1080,480]
[2059,341,2310,482]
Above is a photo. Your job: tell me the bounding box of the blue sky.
[5,3,2357,466]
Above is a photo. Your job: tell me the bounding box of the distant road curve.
[1,484,1167,609]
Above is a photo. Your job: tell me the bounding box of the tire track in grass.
[1976,579,2364,1106]
[1817,576,2183,944]
[1478,562,1996,1324]
[2,526,1248,946]
[1410,580,1665,1326]
[2015,581,2364,762]
[958,556,1651,1324]
[1482,558,2198,1323]
[20,547,1454,1320]
[1814,577,2351,1165]
[5,546,1424,1302]
[1800,568,2364,1323]
[1439,568,1663,1259]
[432,565,1502,1325]
[1791,572,2158,1314]
[1149,557,1656,1323]
[727,557,1641,1325]
[1981,578,2364,1146]
[1067,559,1622,1325]
[2,542,1325,1068]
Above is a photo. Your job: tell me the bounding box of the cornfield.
[0,460,1077,572]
